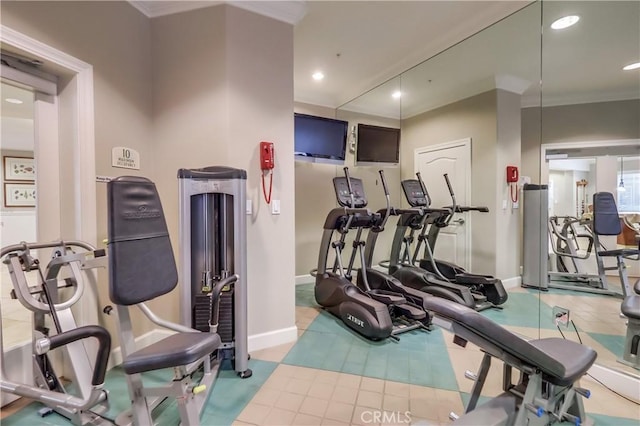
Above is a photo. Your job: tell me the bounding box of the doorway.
[414,138,472,270]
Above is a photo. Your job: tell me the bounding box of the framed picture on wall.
[4,183,36,207]
[3,156,35,181]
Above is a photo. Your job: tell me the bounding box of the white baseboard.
[296,274,314,285]
[587,363,640,403]
[502,276,521,289]
[248,326,298,352]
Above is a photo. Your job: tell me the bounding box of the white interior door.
[415,138,471,270]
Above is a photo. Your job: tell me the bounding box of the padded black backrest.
[423,297,566,379]
[592,192,621,236]
[107,176,178,305]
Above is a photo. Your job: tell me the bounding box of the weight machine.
[0,241,111,425]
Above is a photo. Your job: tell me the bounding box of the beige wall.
[2,2,296,347]
[152,5,296,341]
[2,1,154,338]
[401,90,499,276]
[293,102,401,277]
[495,89,521,279]
[521,99,640,181]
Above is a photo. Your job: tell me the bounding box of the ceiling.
[340,1,640,118]
[129,0,531,109]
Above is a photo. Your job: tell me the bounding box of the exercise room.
[1,1,638,425]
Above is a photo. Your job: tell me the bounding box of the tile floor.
[2,282,639,425]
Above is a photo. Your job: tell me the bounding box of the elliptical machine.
[394,173,507,310]
[314,168,429,341]
[365,173,478,309]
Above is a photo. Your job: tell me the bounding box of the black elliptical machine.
[370,174,479,309]
[407,172,508,309]
[314,168,430,341]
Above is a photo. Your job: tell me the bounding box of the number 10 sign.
[112,147,140,170]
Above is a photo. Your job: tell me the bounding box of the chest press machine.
[0,241,111,425]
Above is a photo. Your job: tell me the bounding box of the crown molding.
[128,1,307,24]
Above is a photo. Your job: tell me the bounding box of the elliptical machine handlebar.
[374,170,392,232]
[443,173,457,226]
[343,167,356,209]
[415,172,432,207]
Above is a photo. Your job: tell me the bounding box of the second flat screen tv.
[294,113,348,165]
[356,123,400,165]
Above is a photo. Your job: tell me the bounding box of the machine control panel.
[401,179,428,207]
[333,177,367,208]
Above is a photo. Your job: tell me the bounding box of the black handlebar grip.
[343,167,354,194]
[378,170,390,196]
[443,173,454,196]
[47,325,111,386]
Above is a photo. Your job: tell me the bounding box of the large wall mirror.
[339,0,543,317]
[332,0,640,387]
[534,0,640,377]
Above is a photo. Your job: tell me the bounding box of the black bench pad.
[123,332,221,375]
[622,296,640,320]
[423,297,596,386]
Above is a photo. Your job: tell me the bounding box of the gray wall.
[401,91,499,276]
[294,102,401,277]
[521,99,640,181]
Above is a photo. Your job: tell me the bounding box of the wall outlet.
[502,200,507,210]
[513,200,519,209]
[552,306,570,328]
[271,199,280,215]
[246,199,252,215]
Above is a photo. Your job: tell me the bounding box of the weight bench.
[424,297,597,426]
[107,176,234,425]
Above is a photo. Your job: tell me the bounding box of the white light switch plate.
[271,199,280,215]
[246,199,252,215]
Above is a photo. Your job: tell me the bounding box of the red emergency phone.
[506,166,519,203]
[260,142,275,170]
[260,142,274,204]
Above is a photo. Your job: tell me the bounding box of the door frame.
[540,139,639,184]
[1,25,98,327]
[414,137,472,270]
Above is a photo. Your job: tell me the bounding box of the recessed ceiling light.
[312,71,324,81]
[551,15,580,30]
[623,62,640,71]
[392,91,402,99]
[4,98,23,104]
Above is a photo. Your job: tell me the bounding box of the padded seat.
[622,296,640,321]
[529,338,597,385]
[122,332,221,375]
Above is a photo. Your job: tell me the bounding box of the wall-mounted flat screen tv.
[356,123,400,165]
[294,113,348,165]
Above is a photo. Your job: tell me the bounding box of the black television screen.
[356,124,400,165]
[294,113,348,164]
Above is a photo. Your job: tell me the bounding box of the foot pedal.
[393,303,426,321]
[38,407,54,417]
